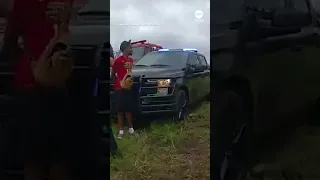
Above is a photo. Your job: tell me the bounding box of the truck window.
[246,0,285,9]
[292,0,309,14]
[212,0,245,24]
[311,0,320,12]
[188,53,201,67]
[292,0,312,25]
[78,0,108,13]
[198,55,208,67]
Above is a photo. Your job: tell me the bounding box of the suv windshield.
[135,51,188,69]
[130,47,145,61]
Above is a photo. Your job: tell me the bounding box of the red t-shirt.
[10,0,70,92]
[112,55,134,90]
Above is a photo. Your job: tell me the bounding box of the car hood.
[132,67,184,78]
[69,24,109,46]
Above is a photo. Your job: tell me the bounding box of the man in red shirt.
[0,1,77,180]
[111,40,135,139]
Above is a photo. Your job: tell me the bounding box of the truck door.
[283,0,320,110]
[198,55,210,97]
[186,53,203,104]
[244,0,313,131]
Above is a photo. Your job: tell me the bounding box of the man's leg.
[124,89,135,134]
[47,90,77,180]
[117,112,124,139]
[24,162,46,180]
[116,90,125,139]
[22,93,48,180]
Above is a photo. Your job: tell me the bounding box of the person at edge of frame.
[111,40,136,139]
[109,43,122,157]
[0,0,92,180]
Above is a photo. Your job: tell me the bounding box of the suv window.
[198,55,208,67]
[312,0,320,12]
[78,0,108,13]
[188,53,201,67]
[212,0,245,25]
[292,0,309,14]
[246,0,285,9]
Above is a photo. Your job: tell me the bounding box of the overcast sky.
[110,0,210,61]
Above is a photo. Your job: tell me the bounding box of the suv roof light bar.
[158,48,198,52]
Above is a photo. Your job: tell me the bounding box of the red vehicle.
[130,40,163,62]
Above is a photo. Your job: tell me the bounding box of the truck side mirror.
[186,64,195,74]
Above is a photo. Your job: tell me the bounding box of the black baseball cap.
[120,40,132,52]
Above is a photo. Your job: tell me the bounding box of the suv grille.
[140,78,174,96]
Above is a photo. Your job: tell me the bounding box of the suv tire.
[172,90,189,121]
[212,90,253,180]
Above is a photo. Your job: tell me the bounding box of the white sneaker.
[128,128,135,135]
[117,130,124,139]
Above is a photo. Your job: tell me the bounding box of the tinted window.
[136,51,188,68]
[188,53,201,66]
[292,0,309,13]
[78,0,109,13]
[198,55,208,67]
[130,47,145,61]
[212,0,245,24]
[246,0,285,9]
[312,0,320,12]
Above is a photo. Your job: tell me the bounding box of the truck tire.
[212,90,253,180]
[172,90,189,121]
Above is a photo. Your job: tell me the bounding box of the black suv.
[126,49,210,120]
[212,0,320,179]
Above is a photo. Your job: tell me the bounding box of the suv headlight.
[157,79,171,87]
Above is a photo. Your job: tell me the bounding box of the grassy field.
[110,102,210,180]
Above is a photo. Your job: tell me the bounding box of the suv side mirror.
[186,64,195,73]
[194,66,204,73]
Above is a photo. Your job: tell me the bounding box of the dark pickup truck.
[211,0,320,179]
[110,49,210,121]
[132,49,210,120]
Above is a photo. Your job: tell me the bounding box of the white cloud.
[110,0,210,61]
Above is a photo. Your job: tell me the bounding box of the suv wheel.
[212,90,253,180]
[172,90,189,121]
